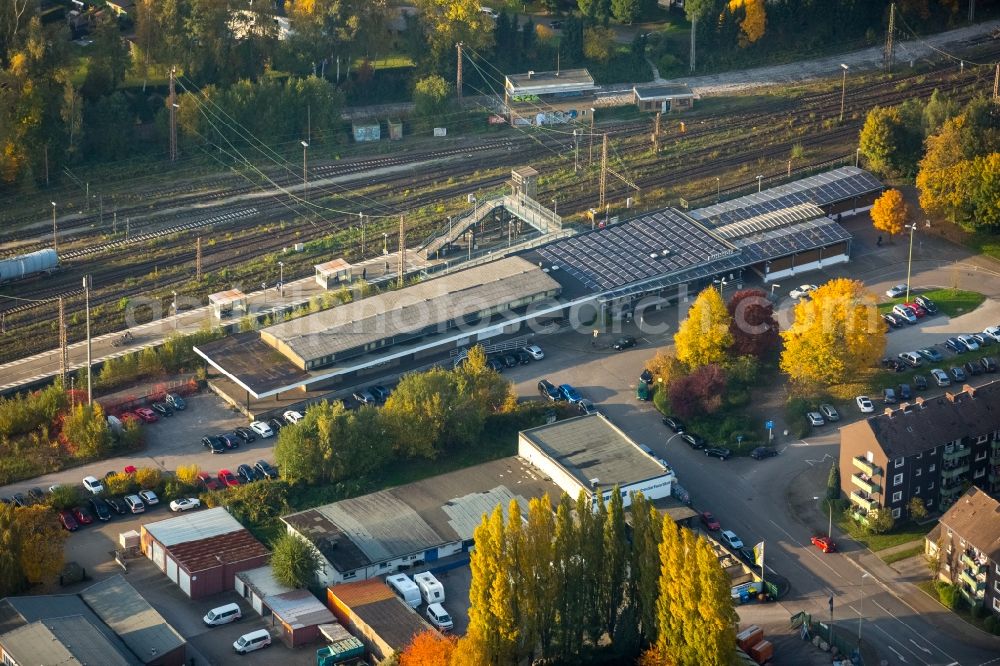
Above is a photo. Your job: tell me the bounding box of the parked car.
[903,302,927,318]
[855,395,874,413]
[885,284,907,298]
[549,19,563,28]
[983,326,1000,343]
[965,361,984,377]
[353,390,377,405]
[202,436,225,454]
[170,498,201,512]
[89,498,111,521]
[700,511,721,531]
[914,295,938,314]
[917,348,943,362]
[681,433,706,449]
[882,388,897,404]
[370,385,392,402]
[881,312,904,329]
[972,333,994,348]
[811,535,836,553]
[425,603,454,632]
[219,434,240,450]
[898,384,912,400]
[806,412,825,427]
[134,407,159,423]
[139,490,159,505]
[514,350,533,365]
[736,547,756,566]
[266,418,285,434]
[790,284,818,299]
[59,510,79,531]
[881,357,905,372]
[250,421,274,438]
[234,427,256,443]
[237,464,260,484]
[751,447,777,460]
[892,304,917,324]
[255,460,279,480]
[71,506,93,525]
[819,404,839,421]
[165,393,186,410]
[486,358,504,373]
[537,379,562,401]
[105,496,127,515]
[119,412,140,425]
[150,402,173,417]
[720,530,744,549]
[82,475,104,495]
[283,410,304,424]
[124,494,145,513]
[218,469,240,487]
[27,487,44,503]
[957,334,980,351]
[558,384,582,403]
[897,351,922,367]
[945,337,968,353]
[612,336,636,350]
[931,368,951,387]
[577,399,598,415]
[704,447,732,460]
[950,366,967,382]
[523,344,545,360]
[982,357,999,373]
[197,472,222,491]
[661,416,685,433]
[500,353,520,368]
[913,375,928,390]
[11,493,28,508]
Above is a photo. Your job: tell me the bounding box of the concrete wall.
[518,438,584,500]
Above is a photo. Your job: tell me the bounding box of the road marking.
[767,519,844,580]
[871,622,926,665]
[909,639,931,655]
[886,645,908,663]
[872,599,961,665]
[804,453,835,465]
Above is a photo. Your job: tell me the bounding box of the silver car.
[819,404,840,421]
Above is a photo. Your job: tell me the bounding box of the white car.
[806,412,825,427]
[957,334,980,351]
[931,368,951,387]
[885,284,907,298]
[138,490,159,505]
[523,344,545,360]
[425,602,454,631]
[789,284,818,299]
[82,475,104,495]
[169,498,202,512]
[283,410,304,424]
[892,304,917,324]
[720,529,744,549]
[855,395,874,413]
[250,421,274,438]
[984,326,1000,343]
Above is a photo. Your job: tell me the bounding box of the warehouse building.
[0,575,186,666]
[518,414,675,508]
[327,579,434,661]
[141,507,270,599]
[282,457,564,586]
[235,565,337,648]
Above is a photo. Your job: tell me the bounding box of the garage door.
[179,569,191,596]
[166,556,178,583]
[151,542,165,570]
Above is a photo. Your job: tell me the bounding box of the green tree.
[271,533,320,588]
[552,493,583,659]
[674,286,733,369]
[383,368,456,459]
[274,412,326,484]
[600,486,628,639]
[221,479,289,524]
[583,26,615,62]
[859,105,921,178]
[61,403,112,459]
[612,0,641,23]
[826,462,841,501]
[908,496,928,521]
[413,75,451,117]
[867,507,895,534]
[921,89,959,136]
[0,503,67,596]
[522,495,557,659]
[628,493,662,644]
[414,0,493,72]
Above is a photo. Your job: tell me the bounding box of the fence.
[790,611,864,665]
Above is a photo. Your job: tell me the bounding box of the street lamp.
[855,147,861,167]
[278,261,284,297]
[589,107,596,165]
[301,140,309,202]
[383,232,389,256]
[552,198,557,216]
[757,175,763,193]
[716,176,721,203]
[51,202,58,254]
[813,496,834,538]
[905,222,917,301]
[770,283,781,297]
[172,290,178,330]
[858,572,870,642]
[839,63,849,123]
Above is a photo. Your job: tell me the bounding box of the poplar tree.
[601,486,628,639]
[577,490,605,644]
[655,518,685,661]
[522,495,557,660]
[629,493,663,645]
[461,506,503,664]
[677,528,702,661]
[553,494,583,659]
[693,538,738,665]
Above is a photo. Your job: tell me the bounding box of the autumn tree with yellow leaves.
[728,0,767,47]
[780,279,886,387]
[870,188,909,240]
[674,286,733,369]
[0,503,67,596]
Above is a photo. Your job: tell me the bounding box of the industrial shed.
[141,507,270,599]
[326,579,433,661]
[633,84,695,113]
[236,566,337,648]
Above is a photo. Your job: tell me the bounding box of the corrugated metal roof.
[143,507,244,546]
[329,579,394,607]
[336,595,432,652]
[0,595,133,657]
[80,575,186,662]
[237,565,295,599]
[0,617,139,666]
[167,529,270,573]
[268,590,336,629]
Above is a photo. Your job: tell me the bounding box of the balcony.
[851,472,881,495]
[853,456,881,477]
[991,439,1000,453]
[990,452,1000,466]
[940,482,965,499]
[960,569,986,592]
[850,490,878,512]
[850,510,870,526]
[960,586,984,607]
[940,463,970,480]
[961,552,987,575]
[943,446,971,464]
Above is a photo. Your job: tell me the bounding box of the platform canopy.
[505,68,596,96]
[207,289,247,317]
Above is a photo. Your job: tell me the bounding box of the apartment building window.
[914,486,920,495]
[892,508,901,519]
[927,499,934,507]
[994,598,1000,613]
[974,468,986,479]
[893,473,903,486]
[929,464,936,472]
[995,580,1000,594]
[892,491,902,502]
[915,468,922,477]
[975,450,987,461]
[929,481,935,490]
[894,457,905,467]
[916,452,922,459]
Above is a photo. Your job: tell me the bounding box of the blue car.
[559,384,582,403]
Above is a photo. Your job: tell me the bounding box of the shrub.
[935,582,959,610]
[134,467,161,490]
[984,615,1000,634]
[785,396,812,438]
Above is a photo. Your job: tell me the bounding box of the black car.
[662,416,685,433]
[537,379,562,401]
[751,446,778,460]
[972,333,994,347]
[255,460,279,480]
[89,498,111,521]
[500,353,519,368]
[151,402,173,417]
[913,375,928,390]
[237,464,260,484]
[965,361,984,376]
[945,338,967,353]
[105,497,128,515]
[549,19,563,28]
[881,312,904,329]
[220,434,240,450]
[27,487,44,503]
[267,418,285,434]
[950,366,967,382]
[165,393,186,410]
[880,358,905,372]
[487,358,504,373]
[704,447,732,460]
[202,436,225,454]
[982,357,998,373]
[11,493,28,508]
[613,336,637,351]
[914,295,938,315]
[681,433,706,449]
[369,385,392,402]
[515,350,533,365]
[736,547,756,566]
[898,384,912,400]
[234,427,256,443]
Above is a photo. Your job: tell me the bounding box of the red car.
[218,469,240,488]
[811,535,836,553]
[700,511,721,531]
[124,465,137,475]
[134,408,159,423]
[119,412,140,425]
[71,506,94,526]
[59,510,79,531]
[197,472,221,491]
[903,302,927,318]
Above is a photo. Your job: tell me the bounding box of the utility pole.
[994,63,999,100]
[690,18,696,73]
[573,129,580,172]
[839,63,849,122]
[599,134,608,209]
[884,3,896,73]
[397,215,405,289]
[44,144,49,187]
[301,141,309,203]
[196,236,203,281]
[652,111,661,155]
[589,108,596,166]
[969,0,976,22]
[51,202,58,254]
[83,275,92,405]
[58,296,68,387]
[456,42,463,103]
[169,66,178,162]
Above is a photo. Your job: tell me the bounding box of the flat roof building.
[327,579,433,662]
[518,414,674,508]
[634,83,695,113]
[282,456,564,585]
[235,566,338,648]
[505,68,596,97]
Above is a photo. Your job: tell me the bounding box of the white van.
[426,602,454,631]
[233,629,271,654]
[413,571,445,605]
[203,602,242,626]
[480,6,499,19]
[385,573,421,608]
[106,415,123,433]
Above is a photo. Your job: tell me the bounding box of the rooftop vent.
[589,477,600,489]
[527,70,535,79]
[650,252,659,259]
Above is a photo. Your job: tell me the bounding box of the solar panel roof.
[689,167,882,227]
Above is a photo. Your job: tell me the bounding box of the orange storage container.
[749,639,774,664]
[736,625,764,652]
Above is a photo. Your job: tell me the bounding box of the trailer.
[0,248,58,284]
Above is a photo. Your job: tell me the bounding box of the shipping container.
[352,122,381,142]
[736,625,763,652]
[749,639,773,665]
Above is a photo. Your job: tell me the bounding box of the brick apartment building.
[839,381,1000,525]
[925,487,1000,615]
